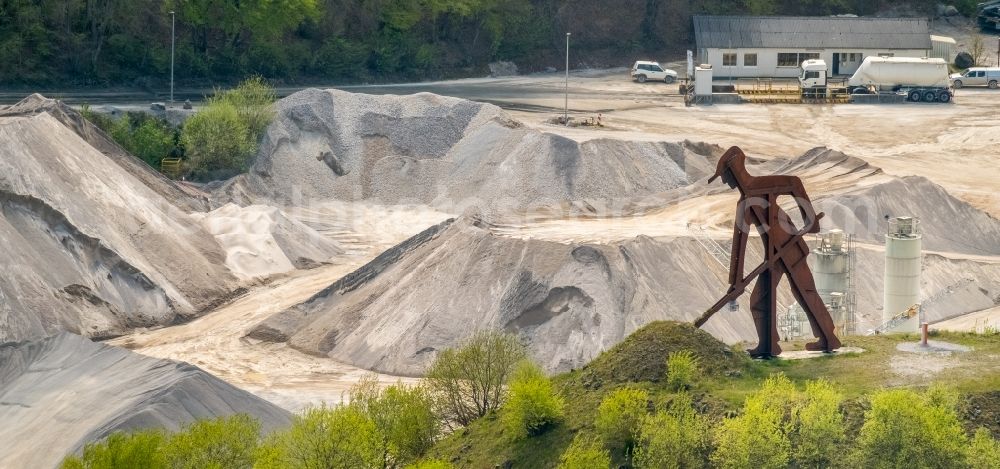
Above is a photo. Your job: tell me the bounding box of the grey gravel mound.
[0,94,207,212]
[817,175,1000,255]
[248,216,758,375]
[0,333,290,468]
[215,89,716,212]
[0,111,238,343]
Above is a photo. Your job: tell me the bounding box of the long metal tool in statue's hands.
[694,213,824,328]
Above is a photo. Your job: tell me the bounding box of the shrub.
[853,388,968,469]
[82,108,176,169]
[162,414,260,469]
[969,428,1000,469]
[404,459,454,469]
[212,75,276,140]
[500,361,565,440]
[350,375,440,466]
[557,435,611,469]
[666,350,700,390]
[633,393,711,469]
[425,330,527,427]
[594,387,649,451]
[712,378,792,469]
[255,405,381,469]
[61,430,167,469]
[181,76,275,180]
[181,100,254,180]
[792,380,844,468]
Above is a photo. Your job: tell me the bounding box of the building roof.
[693,16,931,50]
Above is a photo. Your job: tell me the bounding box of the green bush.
[557,435,611,469]
[712,377,792,469]
[666,350,701,390]
[350,375,440,466]
[792,380,844,468]
[181,101,254,180]
[852,387,968,469]
[633,393,711,469]
[61,430,167,469]
[181,76,276,180]
[969,428,1000,469]
[500,361,565,440]
[162,414,260,469]
[404,459,454,469]
[255,405,381,469]
[425,330,527,427]
[80,108,176,169]
[594,387,649,452]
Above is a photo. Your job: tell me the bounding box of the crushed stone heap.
[0,100,239,343]
[215,89,717,212]
[0,333,291,468]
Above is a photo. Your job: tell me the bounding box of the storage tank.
[812,230,851,330]
[884,217,922,332]
[848,56,950,88]
[813,230,848,297]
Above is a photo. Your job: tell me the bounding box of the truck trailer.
[799,56,952,103]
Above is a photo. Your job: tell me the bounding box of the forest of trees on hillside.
[0,0,968,87]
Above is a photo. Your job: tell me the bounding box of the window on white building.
[723,53,737,66]
[744,53,758,67]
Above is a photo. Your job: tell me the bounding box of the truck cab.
[799,59,829,89]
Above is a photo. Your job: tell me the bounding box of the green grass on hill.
[428,322,1000,468]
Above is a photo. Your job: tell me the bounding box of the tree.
[970,34,989,67]
[162,414,261,469]
[853,387,968,469]
[425,330,527,427]
[792,380,844,468]
[666,350,701,391]
[61,430,167,469]
[350,375,440,467]
[633,393,711,469]
[712,376,793,469]
[500,361,565,440]
[969,428,1000,469]
[255,405,381,469]
[594,387,649,452]
[557,435,611,469]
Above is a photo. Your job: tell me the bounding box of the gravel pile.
[217,89,716,212]
[0,107,237,343]
[0,333,290,468]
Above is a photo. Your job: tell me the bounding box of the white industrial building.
[693,16,935,78]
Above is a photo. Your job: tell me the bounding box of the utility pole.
[997,37,999,67]
[564,32,570,126]
[170,10,176,103]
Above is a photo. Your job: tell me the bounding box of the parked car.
[950,67,1000,89]
[630,61,678,83]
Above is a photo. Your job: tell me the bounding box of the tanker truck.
[798,56,952,103]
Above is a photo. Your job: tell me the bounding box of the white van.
[949,68,1000,88]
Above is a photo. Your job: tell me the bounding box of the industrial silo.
[812,229,855,334]
[883,216,922,332]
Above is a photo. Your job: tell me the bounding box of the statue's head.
[708,146,746,189]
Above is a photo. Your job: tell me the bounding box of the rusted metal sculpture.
[695,146,842,358]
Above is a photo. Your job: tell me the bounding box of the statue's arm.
[791,178,822,233]
[729,199,750,285]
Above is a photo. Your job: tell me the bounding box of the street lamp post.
[170,10,176,103]
[564,32,570,126]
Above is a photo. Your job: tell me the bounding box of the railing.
[161,157,182,179]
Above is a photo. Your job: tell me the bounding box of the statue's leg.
[747,271,779,357]
[788,262,842,352]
